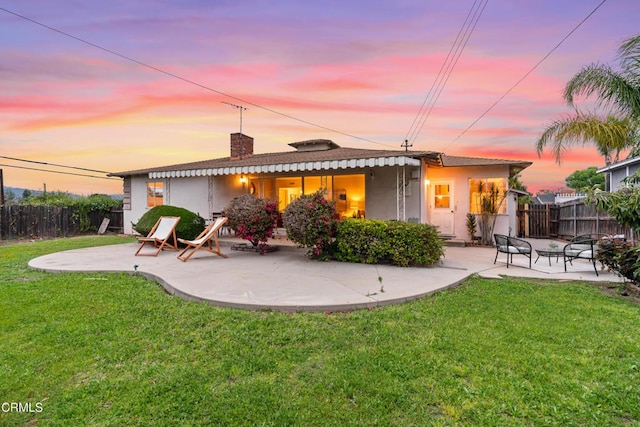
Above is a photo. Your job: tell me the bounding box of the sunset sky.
[1,0,638,196]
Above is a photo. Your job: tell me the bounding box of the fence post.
[573,202,577,237]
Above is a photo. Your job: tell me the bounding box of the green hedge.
[134,205,205,241]
[334,219,445,267]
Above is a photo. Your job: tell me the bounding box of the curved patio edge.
[27,242,621,313]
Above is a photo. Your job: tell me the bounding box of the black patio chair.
[563,235,602,276]
[493,234,532,268]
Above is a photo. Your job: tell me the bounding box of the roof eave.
[147,155,423,179]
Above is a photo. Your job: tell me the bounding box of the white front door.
[431,181,455,235]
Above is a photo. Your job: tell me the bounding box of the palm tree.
[537,34,640,165]
[536,113,637,165]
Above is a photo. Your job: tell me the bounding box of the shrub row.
[334,219,445,267]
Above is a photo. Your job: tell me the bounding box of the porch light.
[424,179,430,186]
[239,175,247,184]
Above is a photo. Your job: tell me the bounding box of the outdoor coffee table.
[535,249,563,266]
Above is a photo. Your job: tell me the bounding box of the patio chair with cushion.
[135,216,181,256]
[493,234,532,268]
[563,234,602,275]
[177,216,229,262]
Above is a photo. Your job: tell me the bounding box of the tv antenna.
[222,101,247,136]
[401,139,413,152]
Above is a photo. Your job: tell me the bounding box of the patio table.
[535,249,563,266]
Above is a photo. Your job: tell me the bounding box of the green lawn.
[1,237,639,426]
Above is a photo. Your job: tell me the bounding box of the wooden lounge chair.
[135,216,181,256]
[493,234,532,268]
[177,217,229,262]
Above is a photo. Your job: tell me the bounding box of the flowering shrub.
[224,194,278,247]
[283,190,340,257]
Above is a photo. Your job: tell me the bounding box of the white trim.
[597,156,640,173]
[148,156,422,179]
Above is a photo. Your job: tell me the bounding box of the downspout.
[402,165,406,221]
[396,165,399,220]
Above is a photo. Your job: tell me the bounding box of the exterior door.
[431,181,455,235]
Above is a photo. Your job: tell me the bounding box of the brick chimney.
[230,133,253,160]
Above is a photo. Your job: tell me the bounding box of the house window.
[303,175,333,198]
[434,184,450,208]
[272,174,365,217]
[147,181,164,208]
[276,177,302,211]
[469,178,507,214]
[334,174,365,218]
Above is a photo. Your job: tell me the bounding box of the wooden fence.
[518,199,638,242]
[0,205,123,240]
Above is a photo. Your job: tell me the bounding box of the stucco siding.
[166,177,210,219]
[123,176,150,234]
[425,164,512,240]
[210,175,246,213]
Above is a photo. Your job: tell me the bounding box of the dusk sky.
[1,0,638,196]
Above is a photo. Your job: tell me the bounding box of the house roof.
[531,193,557,205]
[110,146,443,179]
[440,155,532,169]
[597,155,640,173]
[110,144,532,179]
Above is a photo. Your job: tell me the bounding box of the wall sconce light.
[239,175,247,184]
[424,179,430,186]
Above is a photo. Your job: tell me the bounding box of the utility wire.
[0,7,395,149]
[0,155,111,174]
[405,0,487,146]
[448,0,609,147]
[404,0,485,144]
[0,163,120,180]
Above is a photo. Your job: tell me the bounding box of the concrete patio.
[28,237,623,312]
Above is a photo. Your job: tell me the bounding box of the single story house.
[597,156,640,191]
[111,133,532,241]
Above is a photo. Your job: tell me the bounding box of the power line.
[405,0,487,146]
[0,155,111,174]
[0,163,119,180]
[407,0,489,147]
[0,7,396,149]
[448,0,609,147]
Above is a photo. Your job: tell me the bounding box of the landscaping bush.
[334,219,445,267]
[283,190,340,257]
[597,239,640,284]
[224,194,278,247]
[134,205,205,241]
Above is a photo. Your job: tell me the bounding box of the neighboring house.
[530,193,557,205]
[110,133,532,241]
[554,193,586,204]
[597,156,640,191]
[531,193,586,205]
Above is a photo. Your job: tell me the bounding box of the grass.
[1,236,640,426]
